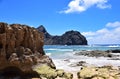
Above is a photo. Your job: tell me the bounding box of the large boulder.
[37,25,87,45]
[0,22,55,78]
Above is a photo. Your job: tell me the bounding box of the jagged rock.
[0,22,55,79]
[37,25,87,45]
[37,25,52,39]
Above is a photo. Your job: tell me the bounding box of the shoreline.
[48,49,120,78]
[34,49,120,79]
[51,50,120,72]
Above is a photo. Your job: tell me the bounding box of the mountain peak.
[37,25,47,33]
[37,26,88,45]
[37,25,52,38]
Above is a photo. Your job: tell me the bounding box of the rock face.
[0,22,55,78]
[37,25,87,45]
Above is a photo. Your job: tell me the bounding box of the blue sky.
[0,0,120,44]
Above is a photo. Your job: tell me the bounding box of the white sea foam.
[52,54,120,72]
[45,48,73,52]
[46,53,52,56]
[44,48,60,51]
[108,45,120,47]
[52,59,82,72]
[44,45,120,72]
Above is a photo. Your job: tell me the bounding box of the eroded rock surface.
[77,66,120,79]
[0,22,55,78]
[34,65,73,79]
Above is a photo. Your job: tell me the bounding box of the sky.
[0,0,120,44]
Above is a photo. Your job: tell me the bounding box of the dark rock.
[106,49,120,53]
[70,61,86,67]
[108,58,120,60]
[37,25,52,39]
[0,22,55,79]
[74,50,113,57]
[76,61,86,66]
[0,66,42,79]
[37,25,87,45]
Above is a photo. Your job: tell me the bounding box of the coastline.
[44,46,120,79]
[48,49,120,71]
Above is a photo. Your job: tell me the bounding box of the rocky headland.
[0,22,55,79]
[37,25,87,45]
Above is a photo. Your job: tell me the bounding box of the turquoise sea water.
[43,45,120,71]
[44,44,120,59]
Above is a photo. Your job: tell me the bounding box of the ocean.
[43,44,120,71]
[44,44,120,58]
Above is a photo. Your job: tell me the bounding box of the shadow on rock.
[0,66,41,79]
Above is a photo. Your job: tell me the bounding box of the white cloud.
[60,0,111,13]
[82,31,96,36]
[82,21,120,44]
[106,21,120,27]
[96,28,109,35]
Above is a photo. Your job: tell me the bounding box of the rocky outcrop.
[0,22,55,78]
[77,66,120,79]
[37,25,87,45]
[74,50,113,57]
[106,49,120,53]
[34,65,73,79]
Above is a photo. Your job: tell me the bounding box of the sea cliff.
[0,22,55,79]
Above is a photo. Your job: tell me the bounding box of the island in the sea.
[37,25,87,45]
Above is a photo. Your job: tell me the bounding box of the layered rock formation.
[0,22,55,78]
[37,25,87,45]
